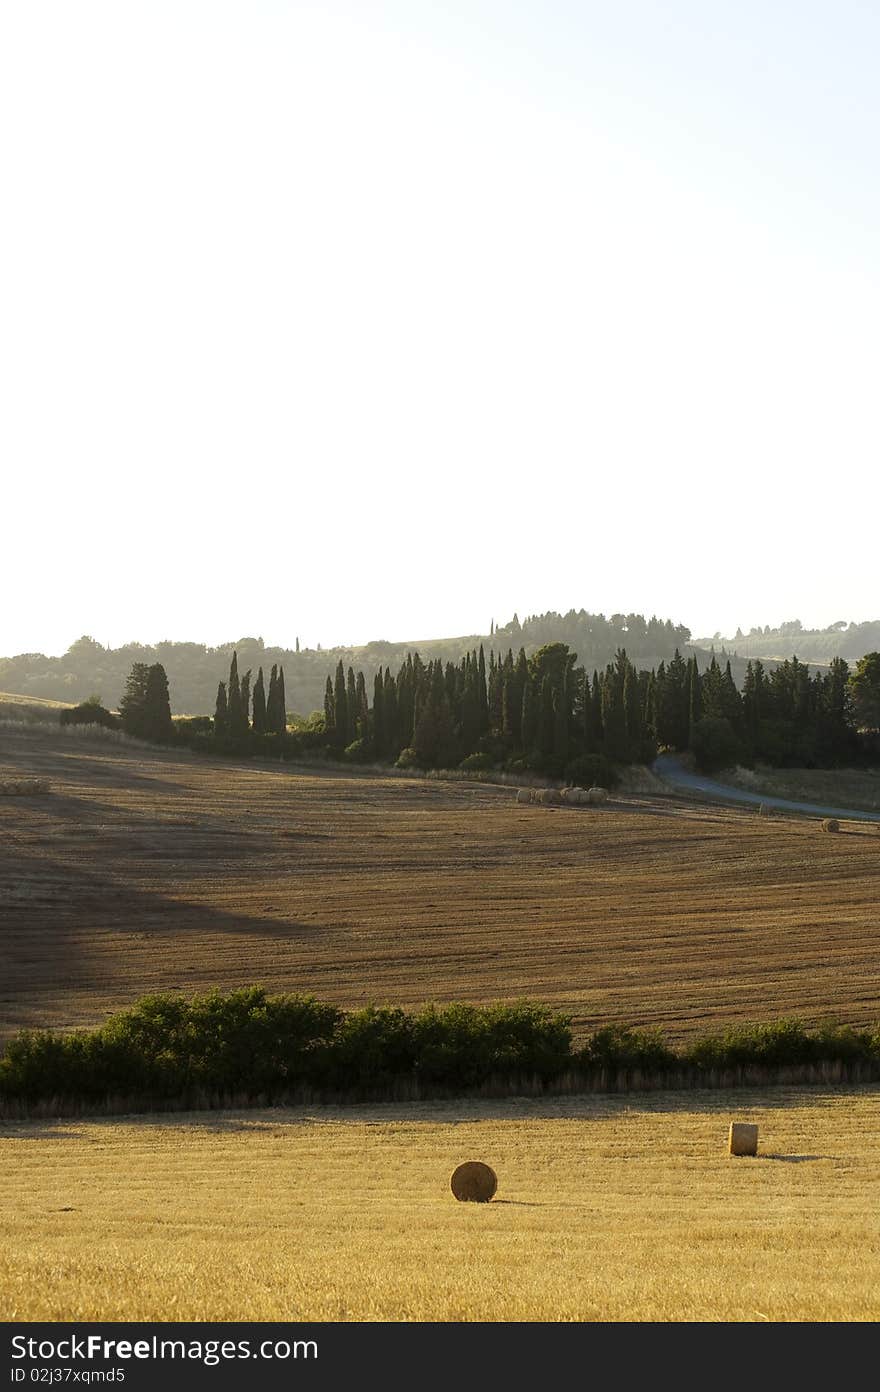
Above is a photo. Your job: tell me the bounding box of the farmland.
[3,1087,878,1321]
[1,725,879,1046]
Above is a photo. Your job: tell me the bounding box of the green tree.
[214,681,228,736]
[226,652,243,737]
[252,668,267,734]
[333,661,348,750]
[850,652,880,731]
[274,665,287,734]
[143,664,173,742]
[119,663,150,738]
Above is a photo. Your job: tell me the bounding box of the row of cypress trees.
[213,653,287,737]
[197,641,869,775]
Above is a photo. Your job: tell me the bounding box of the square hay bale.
[728,1122,758,1157]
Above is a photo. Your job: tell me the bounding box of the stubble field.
[1,726,879,1045]
[3,1087,879,1321]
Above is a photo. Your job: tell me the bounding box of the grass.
[2,1085,878,1321]
[2,726,879,1047]
[728,764,880,813]
[0,691,72,724]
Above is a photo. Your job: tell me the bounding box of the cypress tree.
[275,666,286,734]
[488,650,503,733]
[227,652,242,738]
[266,664,278,731]
[721,660,743,731]
[383,668,399,756]
[323,676,335,740]
[252,667,267,734]
[623,660,641,760]
[119,662,151,738]
[214,680,228,736]
[686,657,702,739]
[355,670,368,739]
[477,645,489,735]
[346,667,358,745]
[600,662,627,763]
[238,670,252,737]
[143,663,173,742]
[333,661,347,749]
[373,671,385,754]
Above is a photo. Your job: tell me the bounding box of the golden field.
[2,1086,879,1322]
[1,726,879,1045]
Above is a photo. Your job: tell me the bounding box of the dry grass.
[730,765,880,814]
[2,1086,878,1322]
[0,691,71,725]
[1,727,879,1046]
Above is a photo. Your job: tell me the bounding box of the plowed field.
[1,728,879,1042]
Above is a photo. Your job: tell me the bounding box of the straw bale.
[728,1122,758,1156]
[821,818,840,833]
[450,1161,498,1202]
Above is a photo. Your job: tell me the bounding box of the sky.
[2,0,879,657]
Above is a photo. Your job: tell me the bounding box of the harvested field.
[1,727,879,1044]
[2,1086,878,1321]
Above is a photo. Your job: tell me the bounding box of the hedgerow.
[1,993,878,1109]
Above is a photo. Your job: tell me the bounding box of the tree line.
[61,643,880,775]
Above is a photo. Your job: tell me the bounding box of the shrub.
[411,1001,571,1088]
[578,1025,676,1072]
[327,1006,417,1086]
[173,715,213,736]
[459,752,494,772]
[685,1018,819,1069]
[60,700,119,730]
[343,739,373,763]
[395,747,421,770]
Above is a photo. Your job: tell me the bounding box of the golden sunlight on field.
[3,1087,879,1322]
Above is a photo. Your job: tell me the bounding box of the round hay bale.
[728,1122,758,1157]
[821,818,840,833]
[450,1161,497,1202]
[515,788,532,804]
[587,786,608,805]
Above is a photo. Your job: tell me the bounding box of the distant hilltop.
[1,609,875,717]
[695,618,880,667]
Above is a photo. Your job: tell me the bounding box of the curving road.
[652,753,880,824]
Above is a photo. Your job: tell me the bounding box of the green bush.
[343,739,373,763]
[395,747,421,769]
[683,1018,875,1070]
[411,1001,571,1088]
[2,994,877,1108]
[327,1006,417,1087]
[578,1025,676,1072]
[458,752,494,772]
[60,701,119,730]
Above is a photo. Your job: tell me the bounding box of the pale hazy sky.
[3,1,878,657]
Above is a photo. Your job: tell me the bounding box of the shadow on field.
[761,1153,832,1163]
